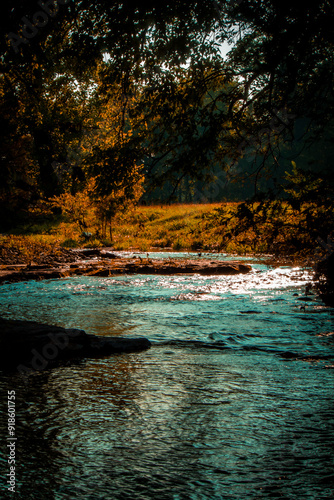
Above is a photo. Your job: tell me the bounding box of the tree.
[1,0,334,206]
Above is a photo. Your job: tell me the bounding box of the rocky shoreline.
[0,247,252,283]
[0,317,151,373]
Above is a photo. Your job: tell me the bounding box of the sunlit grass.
[1,201,328,263]
[0,203,226,260]
[110,203,223,251]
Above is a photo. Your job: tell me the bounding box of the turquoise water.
[0,256,334,499]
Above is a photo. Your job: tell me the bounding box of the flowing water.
[0,253,333,499]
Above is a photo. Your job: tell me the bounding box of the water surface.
[0,256,333,499]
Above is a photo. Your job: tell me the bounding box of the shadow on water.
[0,354,146,499]
[1,345,333,499]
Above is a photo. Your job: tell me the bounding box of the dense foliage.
[0,0,333,252]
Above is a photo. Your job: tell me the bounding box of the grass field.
[110,203,225,251]
[0,203,225,254]
[0,201,330,263]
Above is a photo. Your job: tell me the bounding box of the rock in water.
[0,257,252,284]
[0,317,151,373]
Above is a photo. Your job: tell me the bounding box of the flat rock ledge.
[0,256,252,284]
[0,317,151,373]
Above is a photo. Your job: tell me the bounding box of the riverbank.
[2,201,326,258]
[0,199,328,284]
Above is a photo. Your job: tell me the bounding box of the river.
[0,253,333,499]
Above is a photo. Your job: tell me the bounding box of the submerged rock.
[0,317,151,374]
